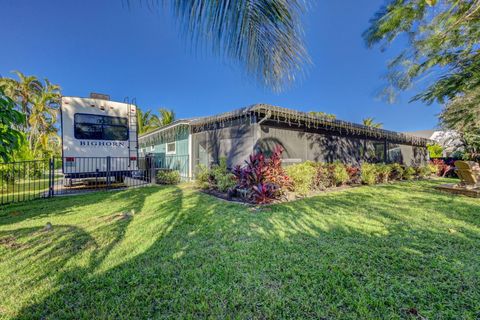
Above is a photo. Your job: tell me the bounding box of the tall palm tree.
[137,109,161,134]
[29,81,61,155]
[0,71,43,128]
[362,117,383,129]
[130,0,310,91]
[158,108,175,126]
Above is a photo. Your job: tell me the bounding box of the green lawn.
[0,179,479,319]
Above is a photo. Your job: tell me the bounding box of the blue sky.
[1,0,441,132]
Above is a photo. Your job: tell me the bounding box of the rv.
[60,94,138,181]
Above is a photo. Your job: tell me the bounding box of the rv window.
[74,114,129,141]
[166,142,176,154]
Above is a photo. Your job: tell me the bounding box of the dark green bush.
[403,166,416,180]
[195,157,236,192]
[389,163,404,180]
[156,170,181,185]
[415,165,431,179]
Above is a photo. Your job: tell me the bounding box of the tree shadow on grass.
[0,186,165,227]
[8,183,480,319]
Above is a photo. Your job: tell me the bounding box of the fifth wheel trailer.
[60,94,138,179]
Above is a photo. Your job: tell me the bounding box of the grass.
[0,178,479,319]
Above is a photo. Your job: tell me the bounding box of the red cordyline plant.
[431,159,454,177]
[233,145,290,204]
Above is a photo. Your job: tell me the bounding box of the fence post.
[106,156,111,189]
[48,157,55,197]
[148,155,156,184]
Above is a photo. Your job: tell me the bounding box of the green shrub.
[376,164,392,183]
[312,163,329,190]
[428,163,439,176]
[156,170,181,185]
[331,162,349,186]
[389,163,404,181]
[415,165,431,179]
[195,164,211,189]
[216,173,237,192]
[403,166,416,180]
[361,163,377,185]
[195,157,236,192]
[285,162,317,195]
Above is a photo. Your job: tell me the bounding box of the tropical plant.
[362,117,383,129]
[158,108,175,126]
[138,1,310,91]
[0,72,61,158]
[28,80,61,157]
[137,109,161,135]
[232,145,288,203]
[364,0,480,105]
[431,159,455,177]
[0,87,26,162]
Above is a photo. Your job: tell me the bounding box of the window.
[74,114,128,141]
[166,142,176,154]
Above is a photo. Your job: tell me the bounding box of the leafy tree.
[0,87,26,162]
[308,111,336,120]
[158,108,175,126]
[364,0,480,104]
[439,87,480,159]
[362,117,383,128]
[0,72,61,158]
[130,0,310,91]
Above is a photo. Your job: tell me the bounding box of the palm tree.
[137,109,161,135]
[129,0,310,91]
[362,117,383,129]
[158,108,175,126]
[0,72,61,158]
[0,71,43,128]
[29,81,61,156]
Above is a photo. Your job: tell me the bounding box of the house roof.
[139,104,432,147]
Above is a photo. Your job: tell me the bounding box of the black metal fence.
[0,155,189,205]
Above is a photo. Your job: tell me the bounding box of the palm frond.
[134,0,310,91]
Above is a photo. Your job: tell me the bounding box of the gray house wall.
[191,121,259,172]
[256,124,428,166]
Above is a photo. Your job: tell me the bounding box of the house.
[138,104,430,179]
